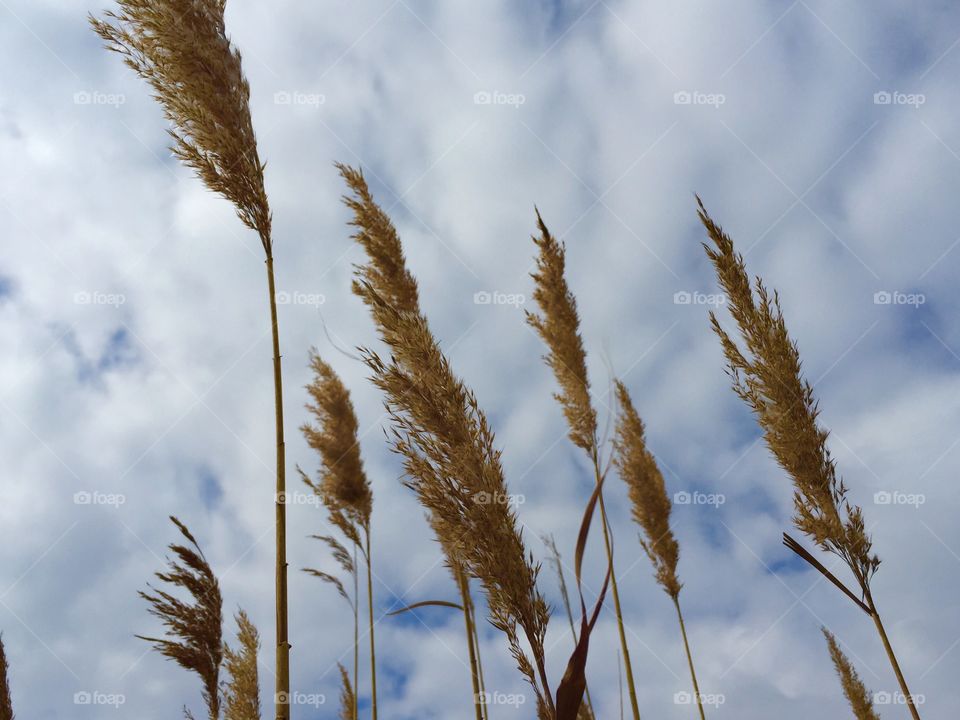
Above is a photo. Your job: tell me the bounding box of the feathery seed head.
[137,517,223,720]
[613,381,681,598]
[0,633,12,720]
[221,609,261,720]
[698,198,879,588]
[90,0,272,251]
[301,350,372,527]
[822,629,881,720]
[526,211,597,454]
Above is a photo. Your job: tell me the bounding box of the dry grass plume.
[822,629,881,720]
[137,517,223,720]
[222,610,261,720]
[338,164,554,714]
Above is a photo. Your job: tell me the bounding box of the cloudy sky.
[2,0,959,717]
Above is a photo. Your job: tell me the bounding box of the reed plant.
[698,198,921,719]
[526,211,641,720]
[138,517,262,720]
[337,164,607,719]
[300,350,375,719]
[89,3,290,716]
[612,381,705,719]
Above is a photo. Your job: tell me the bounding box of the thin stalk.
[867,593,920,720]
[364,527,378,720]
[672,596,705,720]
[267,256,290,720]
[468,597,489,720]
[456,570,484,720]
[353,543,360,720]
[592,451,641,720]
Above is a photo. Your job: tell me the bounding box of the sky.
[1,0,959,718]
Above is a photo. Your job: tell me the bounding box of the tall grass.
[300,350,376,718]
[612,381,705,719]
[822,629,881,720]
[699,198,921,719]
[526,211,642,720]
[89,3,290,716]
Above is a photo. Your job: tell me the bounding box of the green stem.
[673,595,705,720]
[364,528,378,720]
[266,255,290,720]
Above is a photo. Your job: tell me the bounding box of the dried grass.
[222,610,261,720]
[822,629,881,720]
[137,517,223,720]
[338,164,554,714]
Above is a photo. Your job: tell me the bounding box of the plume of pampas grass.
[526,211,641,720]
[0,634,12,720]
[222,610,261,720]
[338,165,556,715]
[613,381,705,719]
[137,517,223,720]
[337,664,357,720]
[90,5,291,716]
[699,198,919,719]
[300,350,376,719]
[822,629,881,720]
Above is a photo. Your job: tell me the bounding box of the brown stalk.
[699,197,920,719]
[89,3,289,716]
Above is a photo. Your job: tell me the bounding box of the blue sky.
[2,1,960,718]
